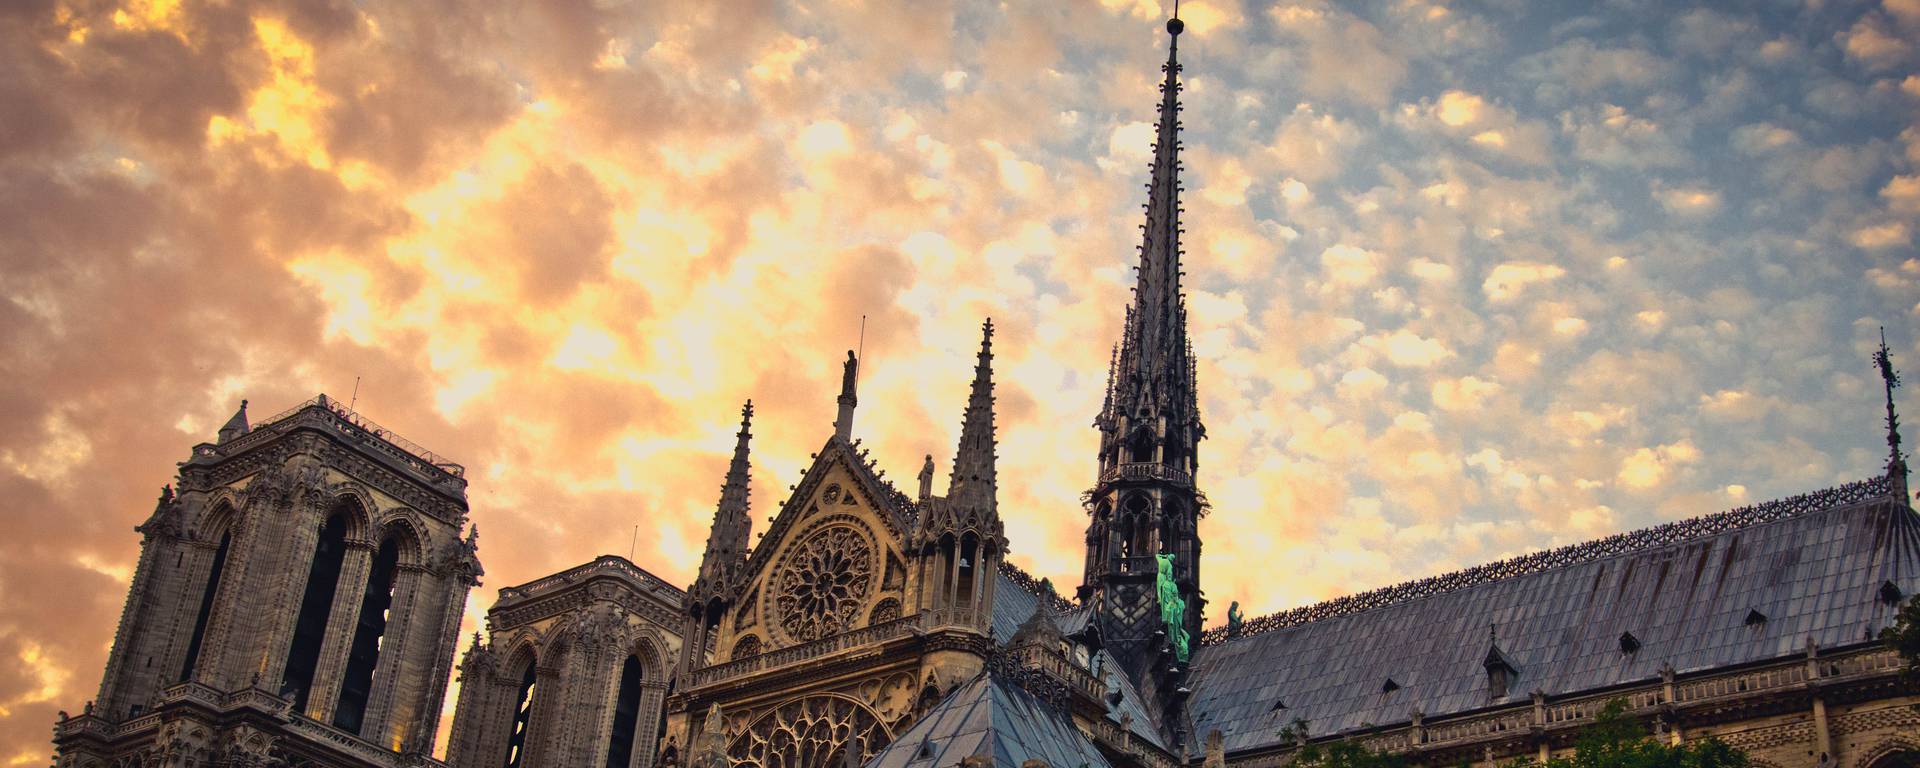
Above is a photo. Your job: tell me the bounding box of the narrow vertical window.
[179,529,231,681]
[504,664,538,768]
[936,535,956,605]
[333,536,400,733]
[604,655,643,768]
[957,534,978,607]
[282,513,349,710]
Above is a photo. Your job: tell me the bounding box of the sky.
[2,0,1918,762]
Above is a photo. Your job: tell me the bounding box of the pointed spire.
[949,319,997,509]
[1132,8,1188,374]
[833,351,859,440]
[695,401,754,594]
[217,400,249,444]
[1875,328,1908,501]
[1101,5,1203,450]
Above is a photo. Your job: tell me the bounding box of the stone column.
[203,492,291,691]
[94,526,173,719]
[634,679,670,768]
[912,554,928,612]
[524,658,570,766]
[976,554,998,631]
[415,572,474,755]
[1812,696,1832,762]
[946,549,962,615]
[578,651,622,768]
[306,538,374,722]
[361,564,426,747]
[442,657,491,767]
[238,491,326,693]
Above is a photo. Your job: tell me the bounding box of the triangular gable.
[719,435,917,656]
[738,435,913,584]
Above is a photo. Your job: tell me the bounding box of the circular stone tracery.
[727,694,889,768]
[774,525,874,643]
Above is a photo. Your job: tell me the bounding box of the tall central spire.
[1080,10,1207,749]
[1135,12,1187,371]
[1099,12,1203,453]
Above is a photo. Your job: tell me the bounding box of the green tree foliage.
[1882,592,1920,677]
[1278,719,1408,768]
[1506,700,1748,768]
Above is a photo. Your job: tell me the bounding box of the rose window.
[774,526,873,642]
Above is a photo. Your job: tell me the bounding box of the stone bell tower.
[56,395,481,766]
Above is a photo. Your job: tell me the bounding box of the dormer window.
[1881,580,1905,606]
[1745,608,1768,627]
[1619,631,1641,655]
[1485,648,1519,699]
[1484,624,1520,699]
[1382,678,1400,694]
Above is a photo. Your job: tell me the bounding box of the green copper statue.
[1155,552,1190,661]
[1228,601,1244,636]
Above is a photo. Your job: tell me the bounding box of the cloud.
[1268,1,1408,108]
[1515,39,1669,100]
[1482,262,1567,302]
[1653,184,1722,216]
[1617,440,1699,489]
[1320,243,1382,287]
[1852,222,1912,249]
[1840,14,1913,71]
[1359,329,1454,368]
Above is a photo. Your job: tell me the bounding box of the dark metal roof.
[864,673,1113,768]
[1184,479,1919,757]
[989,563,1073,644]
[985,568,1168,751]
[1094,648,1170,753]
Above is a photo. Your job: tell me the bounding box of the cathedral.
[50,12,1920,768]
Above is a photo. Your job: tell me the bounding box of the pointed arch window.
[504,663,538,768]
[333,534,401,733]
[180,527,231,682]
[282,512,349,710]
[604,655,644,768]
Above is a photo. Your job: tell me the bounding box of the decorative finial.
[1168,0,1184,35]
